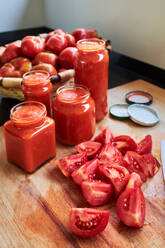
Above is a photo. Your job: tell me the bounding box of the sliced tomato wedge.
[124,151,147,182]
[98,144,125,167]
[116,187,145,228]
[81,180,113,206]
[98,163,130,196]
[136,135,152,155]
[113,135,137,155]
[71,159,99,185]
[75,141,102,159]
[69,208,110,237]
[93,126,114,145]
[127,172,143,188]
[55,152,87,177]
[142,153,160,177]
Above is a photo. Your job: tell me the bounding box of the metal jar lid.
[109,104,130,120]
[125,91,153,105]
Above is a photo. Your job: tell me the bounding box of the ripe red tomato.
[136,135,152,155]
[124,151,147,182]
[32,52,59,67]
[81,180,113,206]
[69,208,109,237]
[75,141,102,159]
[116,187,145,228]
[1,43,22,64]
[46,34,67,54]
[93,126,114,145]
[72,28,88,42]
[86,29,99,38]
[31,63,57,76]
[59,47,77,69]
[98,163,130,196]
[65,34,76,47]
[98,144,125,166]
[21,36,45,57]
[55,152,87,177]
[113,135,137,155]
[45,29,66,42]
[142,153,160,177]
[71,158,99,185]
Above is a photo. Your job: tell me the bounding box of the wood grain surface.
[0,79,165,248]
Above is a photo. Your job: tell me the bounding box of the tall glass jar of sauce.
[22,70,52,116]
[4,101,56,172]
[74,38,109,121]
[53,84,96,145]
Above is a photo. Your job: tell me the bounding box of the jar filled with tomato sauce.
[53,84,96,145]
[22,70,52,116]
[4,101,56,172]
[74,38,109,121]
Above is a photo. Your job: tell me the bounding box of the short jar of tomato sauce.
[53,84,96,145]
[4,101,56,172]
[74,38,109,121]
[22,70,52,116]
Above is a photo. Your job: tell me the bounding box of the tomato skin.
[98,163,130,196]
[72,28,87,42]
[142,153,160,177]
[116,187,145,228]
[59,47,77,69]
[71,159,99,185]
[81,180,113,206]
[75,141,102,159]
[69,208,109,237]
[86,30,99,38]
[32,52,59,67]
[136,135,152,155]
[113,135,137,155]
[31,63,57,76]
[55,152,87,177]
[65,34,76,47]
[124,151,147,182]
[21,36,45,57]
[127,172,143,188]
[46,34,67,54]
[1,43,22,64]
[94,126,114,145]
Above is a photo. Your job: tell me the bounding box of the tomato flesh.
[127,172,143,188]
[75,141,102,159]
[55,152,87,177]
[98,163,130,196]
[136,135,152,155]
[116,187,145,228]
[113,135,137,155]
[93,126,114,145]
[81,180,113,206]
[71,159,99,185]
[69,208,109,237]
[124,151,147,182]
[142,153,160,177]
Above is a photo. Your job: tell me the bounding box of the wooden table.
[0,79,165,248]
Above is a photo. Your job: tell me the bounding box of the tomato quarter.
[75,141,102,159]
[142,153,160,177]
[94,126,114,145]
[136,135,152,155]
[113,135,137,155]
[69,208,109,237]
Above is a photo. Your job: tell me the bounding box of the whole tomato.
[32,52,59,68]
[46,34,67,54]
[72,28,87,42]
[31,63,57,76]
[65,34,76,47]
[1,43,22,64]
[21,36,45,57]
[59,47,77,69]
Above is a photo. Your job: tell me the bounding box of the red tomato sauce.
[22,70,52,116]
[4,101,56,172]
[74,38,109,121]
[53,85,96,145]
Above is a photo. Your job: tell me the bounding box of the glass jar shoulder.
[75,49,109,64]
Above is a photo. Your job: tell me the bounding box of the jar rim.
[22,70,50,87]
[77,38,105,51]
[10,101,47,126]
[56,84,90,103]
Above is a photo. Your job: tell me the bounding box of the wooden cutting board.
[0,79,165,248]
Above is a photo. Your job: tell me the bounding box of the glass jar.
[22,70,52,116]
[74,38,109,121]
[4,101,56,172]
[53,84,96,145]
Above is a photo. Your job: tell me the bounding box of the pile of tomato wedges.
[54,127,160,238]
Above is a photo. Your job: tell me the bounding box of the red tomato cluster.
[54,126,161,237]
[0,28,98,77]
